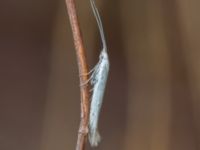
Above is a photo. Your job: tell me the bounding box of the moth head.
[99,49,108,59]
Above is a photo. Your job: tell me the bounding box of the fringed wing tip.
[89,131,101,147]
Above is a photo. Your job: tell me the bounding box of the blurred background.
[0,0,200,150]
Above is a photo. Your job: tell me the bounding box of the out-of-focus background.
[0,0,200,150]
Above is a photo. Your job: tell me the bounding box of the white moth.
[89,0,109,147]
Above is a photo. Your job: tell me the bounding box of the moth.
[88,0,110,147]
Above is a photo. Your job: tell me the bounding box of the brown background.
[0,0,200,150]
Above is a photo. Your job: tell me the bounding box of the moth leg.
[79,74,95,87]
[79,69,94,77]
[79,60,102,87]
[79,78,91,87]
[79,63,100,76]
[80,70,98,87]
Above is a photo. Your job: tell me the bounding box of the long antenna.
[90,0,107,51]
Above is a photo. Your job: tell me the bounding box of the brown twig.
[65,0,90,150]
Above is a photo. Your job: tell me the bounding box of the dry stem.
[65,0,90,150]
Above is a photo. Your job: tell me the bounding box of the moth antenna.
[90,0,107,51]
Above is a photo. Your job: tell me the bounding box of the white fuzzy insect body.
[88,0,109,147]
[89,50,109,146]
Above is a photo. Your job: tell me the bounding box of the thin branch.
[65,0,90,150]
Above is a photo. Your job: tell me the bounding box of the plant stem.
[65,0,90,150]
